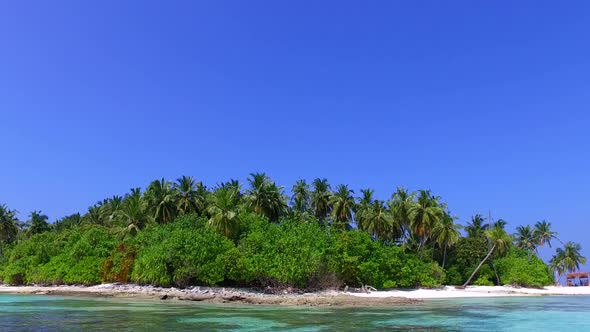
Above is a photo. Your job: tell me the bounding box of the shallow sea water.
[0,294,589,331]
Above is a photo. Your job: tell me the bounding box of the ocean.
[0,294,588,331]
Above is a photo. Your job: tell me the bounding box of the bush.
[237,218,328,288]
[131,216,235,287]
[495,248,553,288]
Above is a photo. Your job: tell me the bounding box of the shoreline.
[1,284,589,306]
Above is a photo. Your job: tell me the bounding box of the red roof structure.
[566,272,589,286]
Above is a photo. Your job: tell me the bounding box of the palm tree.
[84,205,104,225]
[493,218,508,230]
[27,210,50,236]
[245,173,288,222]
[408,190,443,256]
[533,220,559,248]
[118,190,151,239]
[550,242,587,285]
[53,213,82,232]
[311,178,332,224]
[433,212,461,268]
[549,251,566,286]
[207,185,241,239]
[514,225,537,255]
[291,179,311,214]
[356,189,374,232]
[0,204,19,246]
[464,214,489,238]
[174,175,200,215]
[461,227,511,287]
[362,200,397,241]
[388,187,415,241]
[329,184,355,229]
[145,178,178,224]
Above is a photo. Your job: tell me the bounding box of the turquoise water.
[0,294,589,331]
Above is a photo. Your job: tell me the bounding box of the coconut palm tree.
[356,189,374,231]
[408,190,443,256]
[27,210,50,236]
[464,214,489,238]
[245,173,287,222]
[145,178,178,224]
[492,218,508,230]
[207,185,242,239]
[362,200,397,241]
[83,205,104,225]
[311,178,332,224]
[550,242,587,285]
[461,226,512,287]
[118,191,151,239]
[0,204,19,246]
[549,251,566,286]
[433,212,461,268]
[291,179,311,214]
[388,187,415,241]
[533,220,559,248]
[53,213,82,233]
[174,175,201,215]
[329,184,355,229]
[561,242,587,272]
[514,225,537,256]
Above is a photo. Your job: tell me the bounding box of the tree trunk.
[442,246,447,269]
[491,261,500,285]
[461,244,496,288]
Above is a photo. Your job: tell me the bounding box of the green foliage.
[327,230,444,288]
[495,248,553,288]
[473,275,494,286]
[1,226,117,285]
[35,226,117,285]
[0,176,564,291]
[131,215,234,287]
[1,232,58,284]
[237,217,328,288]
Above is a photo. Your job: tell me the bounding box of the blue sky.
[1,1,589,267]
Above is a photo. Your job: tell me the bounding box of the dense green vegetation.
[0,174,585,289]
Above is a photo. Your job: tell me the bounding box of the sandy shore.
[1,284,588,306]
[0,284,418,307]
[348,285,590,299]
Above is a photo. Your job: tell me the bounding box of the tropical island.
[0,174,587,304]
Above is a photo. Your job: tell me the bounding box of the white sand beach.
[0,284,589,306]
[348,285,590,299]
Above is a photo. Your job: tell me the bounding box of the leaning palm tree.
[0,204,19,247]
[461,226,512,287]
[207,185,241,239]
[433,212,461,268]
[145,178,178,224]
[514,225,537,256]
[310,178,332,224]
[408,190,443,256]
[533,220,559,248]
[329,184,356,230]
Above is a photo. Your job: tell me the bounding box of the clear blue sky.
[1,1,589,267]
